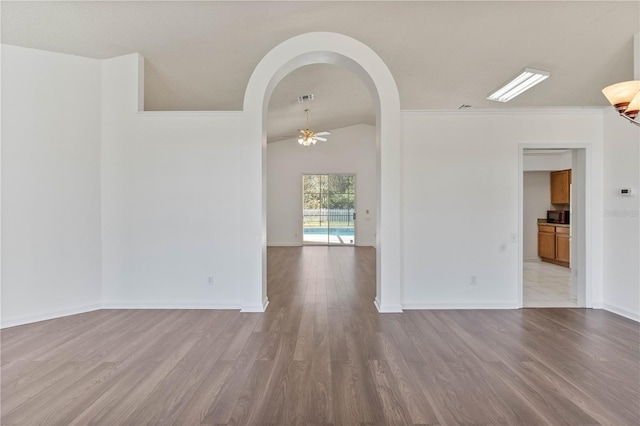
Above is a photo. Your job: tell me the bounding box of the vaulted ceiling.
[2,1,639,141]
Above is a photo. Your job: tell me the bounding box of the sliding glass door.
[303,174,355,245]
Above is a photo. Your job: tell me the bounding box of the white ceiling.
[268,64,375,142]
[2,1,639,142]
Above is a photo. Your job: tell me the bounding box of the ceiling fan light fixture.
[296,108,329,147]
[298,136,317,146]
[487,68,550,102]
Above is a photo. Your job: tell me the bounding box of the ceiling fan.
[298,108,330,146]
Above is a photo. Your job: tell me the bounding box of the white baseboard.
[241,297,269,312]
[1,303,102,329]
[401,301,519,310]
[1,298,275,328]
[374,298,403,313]
[6,301,630,328]
[101,301,243,310]
[603,303,640,322]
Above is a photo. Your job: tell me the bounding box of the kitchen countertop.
[537,219,570,228]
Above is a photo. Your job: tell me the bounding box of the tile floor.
[523,260,578,307]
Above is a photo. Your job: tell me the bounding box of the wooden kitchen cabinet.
[537,225,556,260]
[538,224,570,267]
[555,226,570,264]
[550,169,571,205]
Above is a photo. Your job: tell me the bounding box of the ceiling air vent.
[297,94,314,103]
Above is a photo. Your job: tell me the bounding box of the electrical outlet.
[207,276,214,286]
[470,275,477,285]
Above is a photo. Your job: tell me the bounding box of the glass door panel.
[327,175,355,245]
[303,174,355,245]
[303,175,328,244]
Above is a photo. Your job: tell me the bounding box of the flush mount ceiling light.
[602,80,640,126]
[487,68,550,103]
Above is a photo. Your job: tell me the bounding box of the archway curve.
[242,32,402,313]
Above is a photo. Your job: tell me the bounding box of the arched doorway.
[242,32,402,313]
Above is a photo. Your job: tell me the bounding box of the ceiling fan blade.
[315,131,330,136]
[315,137,327,142]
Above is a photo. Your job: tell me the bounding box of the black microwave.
[547,210,569,224]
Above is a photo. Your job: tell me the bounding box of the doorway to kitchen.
[302,174,355,245]
[520,147,588,308]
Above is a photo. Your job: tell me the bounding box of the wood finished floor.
[2,246,639,425]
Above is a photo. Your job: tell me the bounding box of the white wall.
[523,151,572,171]
[401,110,604,309]
[523,172,551,261]
[100,54,247,308]
[1,45,102,327]
[267,124,376,247]
[602,108,640,321]
[3,45,638,324]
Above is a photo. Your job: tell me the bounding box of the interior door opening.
[303,174,355,245]
[520,147,588,308]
